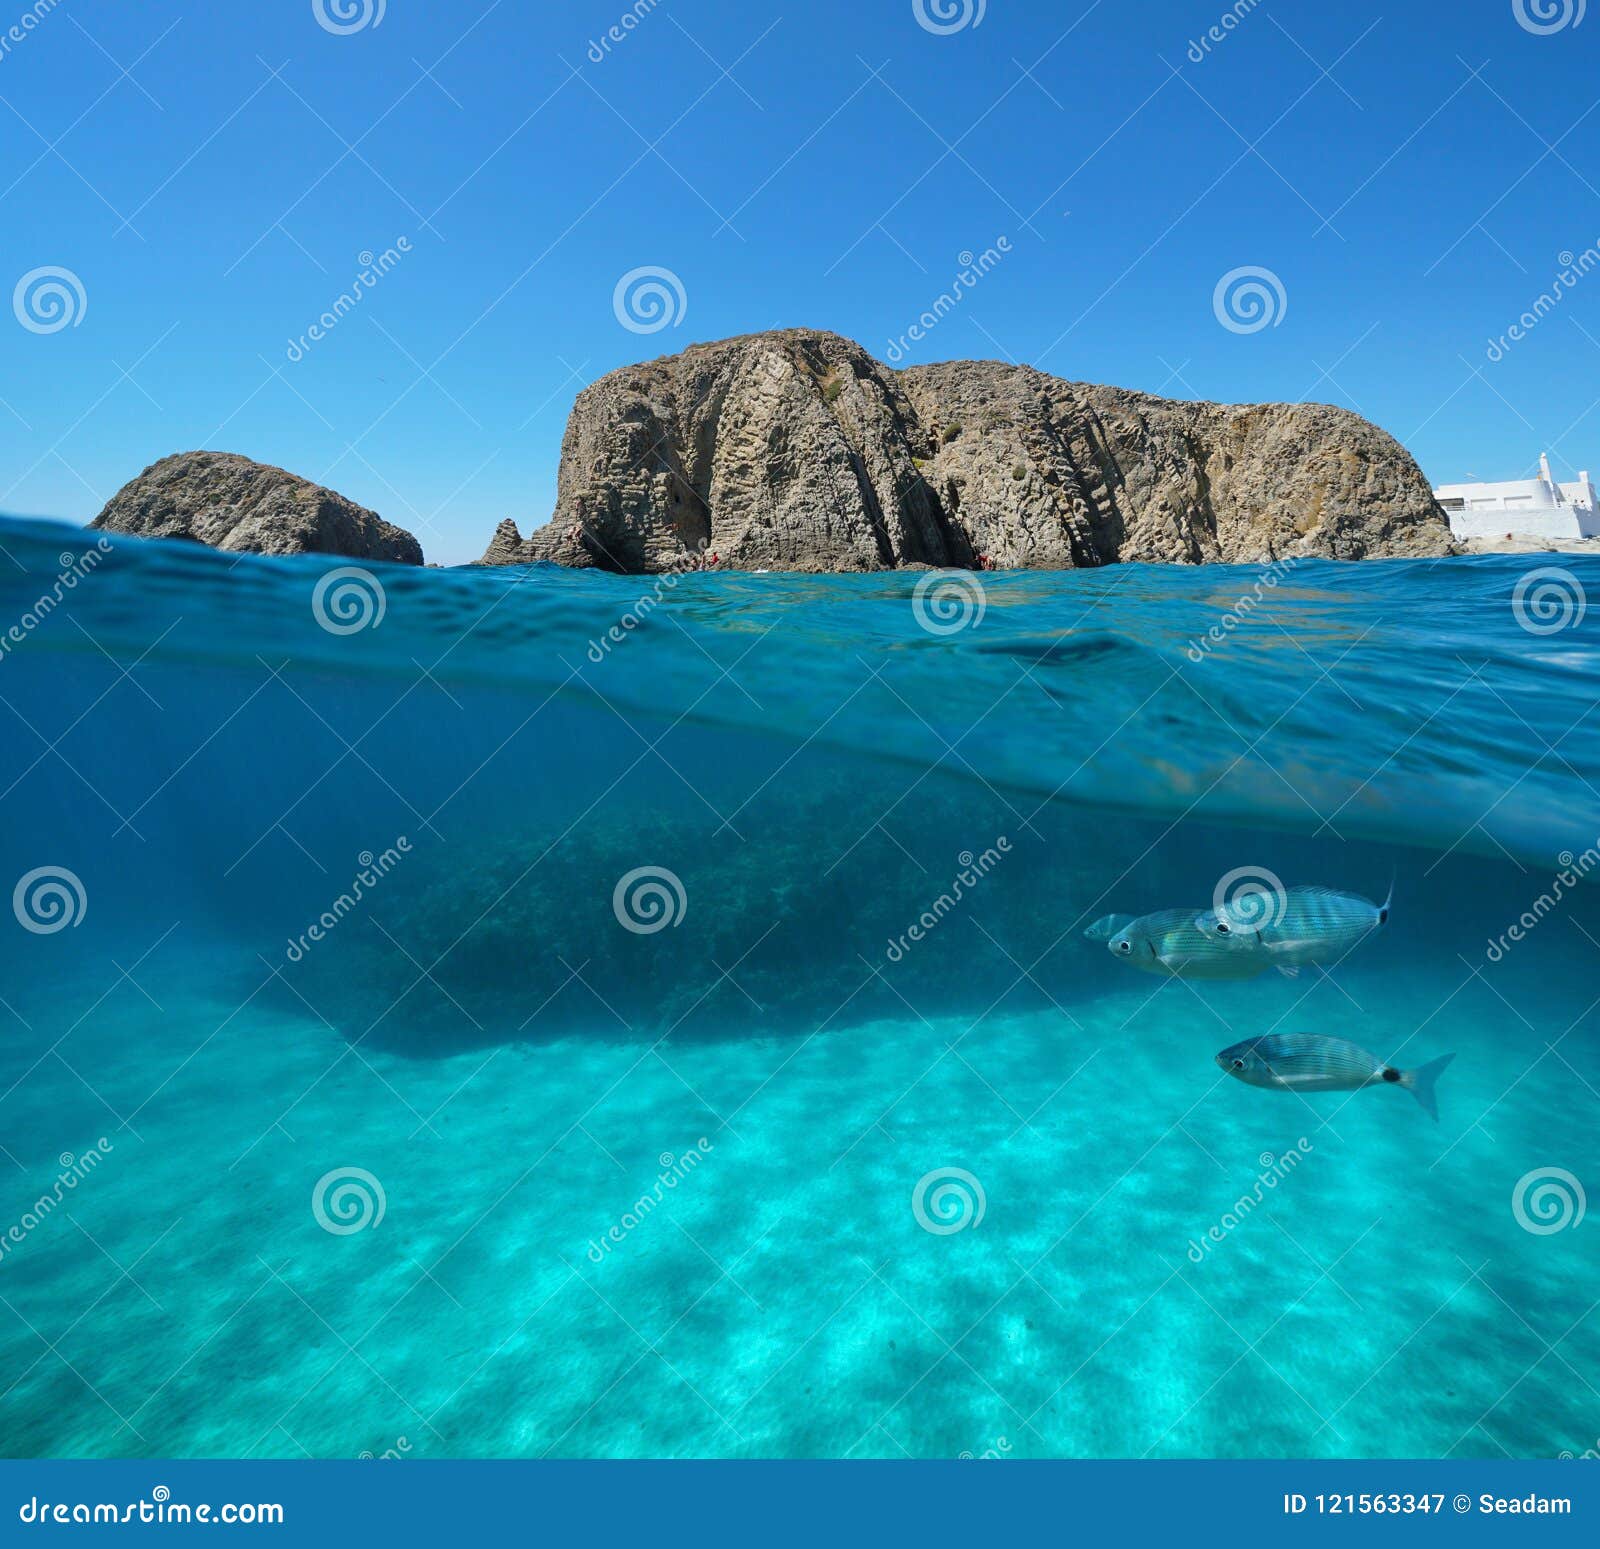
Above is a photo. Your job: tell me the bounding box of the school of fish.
[1085,877,1454,1120]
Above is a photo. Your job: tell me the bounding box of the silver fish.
[1216,1033,1454,1121]
[1195,882,1392,974]
[1108,909,1271,980]
[1083,913,1137,942]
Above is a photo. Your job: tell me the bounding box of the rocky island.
[88,329,1455,572]
[90,450,423,566]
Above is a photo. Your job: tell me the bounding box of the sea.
[0,514,1595,1460]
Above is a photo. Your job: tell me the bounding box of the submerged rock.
[91,451,424,565]
[480,328,1453,572]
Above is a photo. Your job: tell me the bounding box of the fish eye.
[1116,940,1131,954]
[1231,1058,1245,1070]
[1215,921,1231,935]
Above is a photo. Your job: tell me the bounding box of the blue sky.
[2,0,1599,564]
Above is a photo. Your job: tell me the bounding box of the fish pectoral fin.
[1277,965,1301,979]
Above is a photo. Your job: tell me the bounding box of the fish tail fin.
[1378,869,1396,926]
[1402,1053,1454,1122]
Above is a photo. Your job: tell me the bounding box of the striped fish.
[1216,1033,1454,1121]
[1108,909,1272,980]
[1083,913,1137,942]
[1195,881,1392,975]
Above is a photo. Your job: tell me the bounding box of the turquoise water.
[0,517,1596,1459]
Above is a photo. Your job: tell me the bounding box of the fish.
[1216,1033,1454,1121]
[1194,881,1393,974]
[1083,913,1137,942]
[1107,909,1272,980]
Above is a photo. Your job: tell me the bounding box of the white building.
[1433,453,1600,540]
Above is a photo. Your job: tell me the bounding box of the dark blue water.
[0,515,1595,1459]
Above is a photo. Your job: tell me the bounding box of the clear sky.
[3,0,1598,564]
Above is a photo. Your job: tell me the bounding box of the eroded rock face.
[481,329,1452,572]
[91,451,423,565]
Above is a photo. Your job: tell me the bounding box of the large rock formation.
[481,329,1452,572]
[91,451,423,565]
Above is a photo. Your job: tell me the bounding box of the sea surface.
[0,515,1595,1460]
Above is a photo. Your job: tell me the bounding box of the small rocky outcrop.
[91,451,423,565]
[479,329,1452,572]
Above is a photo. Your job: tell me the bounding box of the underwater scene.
[0,516,1595,1460]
